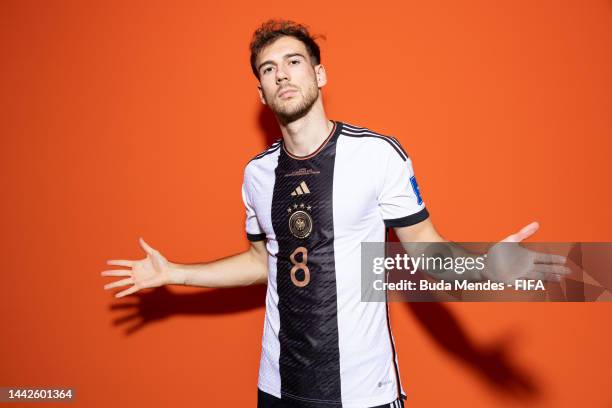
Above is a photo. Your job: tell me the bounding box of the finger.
[107,260,134,267]
[535,272,561,282]
[534,253,567,265]
[531,264,571,276]
[521,271,551,282]
[104,277,134,290]
[139,237,157,255]
[501,222,539,243]
[116,285,140,298]
[100,270,132,277]
[507,222,540,242]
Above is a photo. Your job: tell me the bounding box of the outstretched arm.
[101,238,268,298]
[394,219,570,283]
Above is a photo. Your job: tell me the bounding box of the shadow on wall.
[108,285,266,336]
[258,103,281,147]
[405,301,539,400]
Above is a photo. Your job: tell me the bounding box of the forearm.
[399,241,484,282]
[395,219,484,282]
[167,243,268,288]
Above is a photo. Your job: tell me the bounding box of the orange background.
[1,1,611,407]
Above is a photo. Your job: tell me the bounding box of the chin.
[274,101,303,116]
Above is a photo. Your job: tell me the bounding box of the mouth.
[277,87,299,99]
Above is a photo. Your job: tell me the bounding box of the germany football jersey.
[242,121,429,408]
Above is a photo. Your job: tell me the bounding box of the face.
[256,36,327,124]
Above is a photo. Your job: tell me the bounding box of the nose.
[275,65,289,84]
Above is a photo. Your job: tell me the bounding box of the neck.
[277,97,333,157]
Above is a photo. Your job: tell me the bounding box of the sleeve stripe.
[341,124,409,161]
[389,135,408,158]
[248,142,282,163]
[340,130,407,161]
[383,207,429,228]
[247,232,267,242]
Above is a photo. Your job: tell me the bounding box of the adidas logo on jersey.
[291,181,311,196]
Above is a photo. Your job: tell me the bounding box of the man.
[102,20,569,407]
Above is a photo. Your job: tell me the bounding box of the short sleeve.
[242,176,266,242]
[378,141,429,227]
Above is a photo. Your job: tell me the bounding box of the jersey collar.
[282,120,343,161]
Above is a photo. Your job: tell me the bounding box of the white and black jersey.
[242,121,428,408]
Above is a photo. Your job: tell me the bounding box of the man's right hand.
[101,238,178,298]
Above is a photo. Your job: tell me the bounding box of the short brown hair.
[249,19,322,79]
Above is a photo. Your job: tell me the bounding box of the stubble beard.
[266,80,319,125]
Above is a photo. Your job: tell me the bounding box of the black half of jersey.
[271,123,343,405]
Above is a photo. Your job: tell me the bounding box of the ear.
[257,84,267,105]
[315,64,327,88]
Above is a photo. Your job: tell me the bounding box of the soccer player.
[101,20,570,408]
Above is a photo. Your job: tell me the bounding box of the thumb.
[502,221,540,243]
[139,237,157,255]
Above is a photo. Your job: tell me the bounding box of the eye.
[262,66,273,75]
[289,59,301,65]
